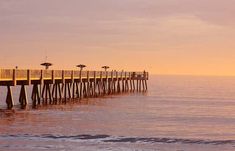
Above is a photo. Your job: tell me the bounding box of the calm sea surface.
[1,75,235,151]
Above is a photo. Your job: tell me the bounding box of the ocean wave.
[1,134,235,146]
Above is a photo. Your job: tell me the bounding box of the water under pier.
[0,69,149,109]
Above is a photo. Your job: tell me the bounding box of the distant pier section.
[0,69,149,109]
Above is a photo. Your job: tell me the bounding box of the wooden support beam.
[41,84,45,103]
[71,70,74,83]
[113,71,118,93]
[97,80,101,96]
[19,85,28,108]
[54,84,58,103]
[94,71,97,97]
[68,83,72,99]
[63,83,71,101]
[52,84,55,100]
[99,71,103,95]
[136,79,139,92]
[120,71,123,92]
[123,72,125,92]
[75,82,79,98]
[124,72,129,92]
[6,85,14,109]
[59,83,62,100]
[142,80,145,91]
[132,76,135,91]
[90,82,94,96]
[102,71,107,95]
[139,79,141,92]
[117,77,121,93]
[47,84,52,104]
[105,72,108,94]
[32,84,40,108]
[145,79,148,90]
[13,69,16,86]
[52,83,61,104]
[79,71,83,99]
[109,70,114,94]
[41,83,52,104]
[52,70,55,84]
[72,82,76,99]
[87,71,90,97]
[64,83,67,102]
[40,70,44,85]
[129,72,133,91]
[39,70,43,98]
[27,70,31,85]
[82,81,87,98]
[62,70,65,84]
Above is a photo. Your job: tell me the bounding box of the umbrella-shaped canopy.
[41,62,52,69]
[102,66,110,71]
[76,64,86,70]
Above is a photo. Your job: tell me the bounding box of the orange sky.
[1,0,235,76]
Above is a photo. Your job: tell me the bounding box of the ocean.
[1,75,235,151]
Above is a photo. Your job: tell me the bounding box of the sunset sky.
[1,0,235,75]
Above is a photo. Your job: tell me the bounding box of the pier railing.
[0,69,148,82]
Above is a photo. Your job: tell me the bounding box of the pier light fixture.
[102,66,110,71]
[76,64,86,71]
[41,62,52,70]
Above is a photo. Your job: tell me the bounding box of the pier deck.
[0,69,148,109]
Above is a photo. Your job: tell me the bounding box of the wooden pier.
[0,69,149,109]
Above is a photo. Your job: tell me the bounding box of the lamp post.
[102,66,110,94]
[102,66,110,77]
[76,64,86,99]
[76,64,86,79]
